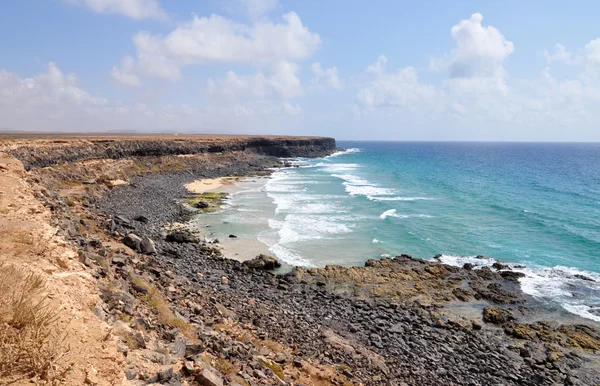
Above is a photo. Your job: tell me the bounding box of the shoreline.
[97,156,600,384]
[186,169,600,325]
[2,136,600,385]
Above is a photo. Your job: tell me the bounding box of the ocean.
[194,141,600,322]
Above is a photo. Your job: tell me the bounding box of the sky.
[1,1,600,141]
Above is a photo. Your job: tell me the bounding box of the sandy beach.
[184,176,241,193]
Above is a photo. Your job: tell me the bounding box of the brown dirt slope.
[0,152,124,385]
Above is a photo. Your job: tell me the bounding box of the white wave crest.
[325,148,361,159]
[268,243,313,267]
[379,209,433,219]
[369,196,434,201]
[433,254,600,322]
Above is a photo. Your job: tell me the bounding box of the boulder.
[195,365,224,386]
[140,236,156,255]
[111,256,126,267]
[492,262,508,270]
[166,231,198,244]
[500,270,526,282]
[575,274,595,282]
[228,234,238,238]
[243,254,281,270]
[114,215,131,225]
[482,306,514,324]
[133,215,149,223]
[123,233,141,250]
[194,201,209,209]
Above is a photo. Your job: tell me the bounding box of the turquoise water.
[198,142,600,321]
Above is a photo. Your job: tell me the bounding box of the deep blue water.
[334,141,600,273]
[201,141,600,321]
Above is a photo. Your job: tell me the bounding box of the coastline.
[1,135,599,385]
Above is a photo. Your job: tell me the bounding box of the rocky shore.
[2,135,599,385]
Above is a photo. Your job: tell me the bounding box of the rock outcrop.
[0,134,336,169]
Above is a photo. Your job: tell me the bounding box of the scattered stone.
[482,306,514,324]
[183,361,195,375]
[113,215,131,225]
[243,254,281,270]
[111,256,126,267]
[492,262,508,270]
[195,365,224,386]
[140,236,156,254]
[293,357,303,368]
[273,352,287,364]
[157,366,174,382]
[125,369,137,380]
[123,233,141,250]
[185,343,205,357]
[575,274,595,282]
[133,215,149,223]
[166,231,198,244]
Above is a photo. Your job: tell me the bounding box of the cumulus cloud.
[544,43,573,64]
[207,61,302,100]
[310,62,342,90]
[63,0,167,21]
[0,62,105,108]
[366,55,387,74]
[356,66,438,110]
[427,13,514,95]
[282,102,302,115]
[584,39,600,67]
[110,56,141,87]
[113,12,321,84]
[355,20,600,136]
[238,0,279,20]
[0,62,308,133]
[446,13,514,78]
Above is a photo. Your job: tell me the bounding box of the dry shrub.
[131,276,195,339]
[11,230,50,257]
[0,263,68,383]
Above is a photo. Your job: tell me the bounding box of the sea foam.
[434,254,600,322]
[379,209,433,219]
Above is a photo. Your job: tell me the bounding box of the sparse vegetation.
[261,359,284,379]
[213,357,240,376]
[0,263,68,383]
[184,192,228,212]
[131,276,195,339]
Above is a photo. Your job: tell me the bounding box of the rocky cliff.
[0,134,336,169]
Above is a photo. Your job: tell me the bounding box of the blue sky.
[1,0,600,140]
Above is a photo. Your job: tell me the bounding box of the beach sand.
[184,176,241,193]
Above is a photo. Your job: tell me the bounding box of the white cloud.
[446,13,514,78]
[544,43,573,64]
[0,62,306,133]
[356,66,438,110]
[282,102,302,115]
[111,56,141,87]
[310,62,342,90]
[0,62,105,109]
[238,0,279,20]
[366,55,387,74]
[114,12,321,84]
[208,60,302,100]
[584,38,600,66]
[64,0,167,21]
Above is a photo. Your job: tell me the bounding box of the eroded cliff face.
[0,135,336,169]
